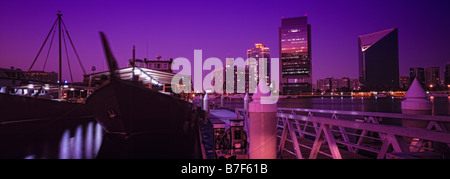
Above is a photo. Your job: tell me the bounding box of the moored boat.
[86,32,202,159]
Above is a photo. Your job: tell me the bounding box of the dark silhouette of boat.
[86,32,202,159]
[0,12,92,132]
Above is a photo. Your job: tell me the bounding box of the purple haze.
[0,0,449,82]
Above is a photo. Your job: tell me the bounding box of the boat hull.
[86,79,202,159]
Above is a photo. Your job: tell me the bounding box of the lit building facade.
[424,67,440,89]
[24,71,58,83]
[279,16,312,94]
[317,77,360,92]
[247,43,270,84]
[358,28,399,91]
[410,67,425,87]
[399,76,410,90]
[212,65,249,94]
[129,56,173,73]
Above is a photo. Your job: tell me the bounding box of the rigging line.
[62,25,74,82]
[42,27,57,71]
[28,17,58,72]
[61,19,87,75]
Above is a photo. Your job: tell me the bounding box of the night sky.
[1,0,449,82]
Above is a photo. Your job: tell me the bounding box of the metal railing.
[276,108,450,159]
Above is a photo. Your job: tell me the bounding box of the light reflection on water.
[57,122,103,159]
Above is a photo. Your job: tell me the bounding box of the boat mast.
[57,11,63,99]
[132,45,136,81]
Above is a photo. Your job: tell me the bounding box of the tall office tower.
[410,67,425,87]
[424,67,440,88]
[247,43,271,84]
[279,16,312,94]
[358,28,399,91]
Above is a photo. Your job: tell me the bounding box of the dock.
[200,105,450,159]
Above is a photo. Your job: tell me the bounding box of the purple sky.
[1,0,449,83]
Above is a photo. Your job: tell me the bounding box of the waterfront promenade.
[204,102,450,159]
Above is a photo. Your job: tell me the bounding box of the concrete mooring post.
[402,78,432,127]
[244,92,250,110]
[198,94,203,109]
[248,83,277,159]
[401,78,433,151]
[203,93,209,118]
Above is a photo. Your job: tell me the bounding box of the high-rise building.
[410,67,425,87]
[247,43,271,84]
[444,64,450,87]
[424,67,440,89]
[317,78,332,91]
[316,77,360,92]
[399,76,410,90]
[212,65,249,94]
[349,79,361,91]
[358,28,399,91]
[279,16,312,94]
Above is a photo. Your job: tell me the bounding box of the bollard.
[401,78,432,127]
[401,78,433,151]
[248,83,277,159]
[244,92,249,110]
[199,94,203,109]
[203,93,209,118]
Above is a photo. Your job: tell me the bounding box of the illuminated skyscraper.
[279,16,312,94]
[247,43,270,84]
[358,28,399,91]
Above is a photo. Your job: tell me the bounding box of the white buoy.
[401,78,432,129]
[203,93,209,118]
[401,78,432,112]
[248,82,277,159]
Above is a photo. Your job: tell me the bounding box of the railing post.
[248,83,277,159]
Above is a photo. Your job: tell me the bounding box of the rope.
[62,25,74,82]
[61,19,87,75]
[42,28,57,71]
[28,17,58,72]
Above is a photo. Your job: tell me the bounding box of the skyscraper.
[424,67,440,89]
[410,67,425,87]
[247,43,271,84]
[358,28,399,91]
[279,16,312,94]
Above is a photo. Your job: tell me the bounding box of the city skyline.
[1,0,449,83]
